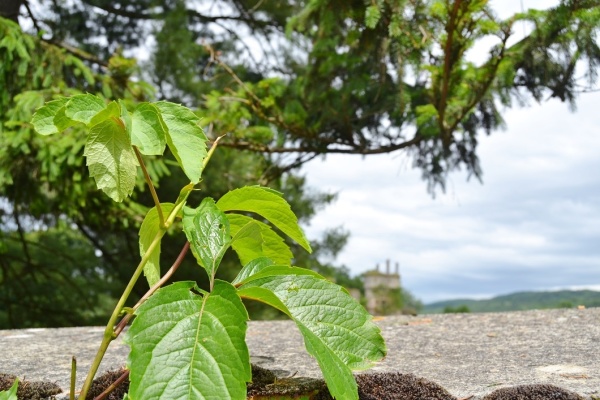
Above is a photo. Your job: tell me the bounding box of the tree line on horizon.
[424,289,600,314]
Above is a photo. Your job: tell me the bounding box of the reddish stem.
[93,369,130,400]
[113,241,190,337]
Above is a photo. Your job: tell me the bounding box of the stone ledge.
[1,308,598,399]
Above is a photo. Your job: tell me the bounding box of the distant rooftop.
[364,259,400,275]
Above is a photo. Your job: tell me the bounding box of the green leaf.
[131,103,167,155]
[155,101,207,183]
[182,198,231,281]
[31,98,69,135]
[230,220,264,267]
[89,101,120,127]
[65,94,107,125]
[139,203,175,287]
[297,323,358,400]
[232,257,274,286]
[68,54,96,85]
[227,213,293,265]
[119,100,132,136]
[236,265,322,286]
[238,273,386,400]
[430,0,446,18]
[83,117,138,202]
[235,286,290,314]
[0,378,18,400]
[54,104,76,132]
[217,186,312,253]
[176,182,195,205]
[126,280,251,400]
[365,4,381,29]
[415,104,440,137]
[416,104,438,124]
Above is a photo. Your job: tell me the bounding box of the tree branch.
[438,0,462,142]
[449,27,512,134]
[23,0,41,34]
[82,1,262,26]
[218,135,423,156]
[12,207,32,269]
[75,221,118,267]
[41,38,108,67]
[0,0,22,22]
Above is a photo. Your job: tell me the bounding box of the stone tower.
[363,259,401,315]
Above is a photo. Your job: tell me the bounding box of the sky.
[300,1,600,304]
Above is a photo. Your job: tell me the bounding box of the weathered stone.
[1,308,599,399]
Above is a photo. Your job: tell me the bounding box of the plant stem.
[78,228,165,399]
[78,197,189,400]
[204,134,226,169]
[133,146,164,227]
[113,241,190,337]
[70,357,76,400]
[95,242,189,398]
[93,370,130,400]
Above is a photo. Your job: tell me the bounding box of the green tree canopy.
[3,0,598,190]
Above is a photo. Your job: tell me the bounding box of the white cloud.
[301,92,600,303]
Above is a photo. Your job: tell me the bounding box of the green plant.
[30,94,386,400]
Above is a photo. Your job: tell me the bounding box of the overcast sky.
[300,1,600,304]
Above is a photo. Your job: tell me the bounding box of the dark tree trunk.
[0,0,23,23]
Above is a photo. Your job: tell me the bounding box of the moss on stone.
[2,367,589,400]
[83,367,129,400]
[0,372,62,400]
[356,372,456,400]
[482,384,585,400]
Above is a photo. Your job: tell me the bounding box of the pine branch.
[41,38,108,67]
[438,0,463,144]
[217,135,423,156]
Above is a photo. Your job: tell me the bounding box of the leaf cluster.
[1,17,158,226]
[2,16,352,329]
[30,94,386,400]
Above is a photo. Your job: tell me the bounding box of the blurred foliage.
[443,305,471,313]
[400,288,425,315]
[198,0,600,192]
[2,0,598,327]
[368,286,423,316]
[0,221,116,327]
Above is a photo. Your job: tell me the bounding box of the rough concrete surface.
[0,308,598,399]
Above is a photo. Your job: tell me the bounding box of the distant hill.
[423,290,600,314]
